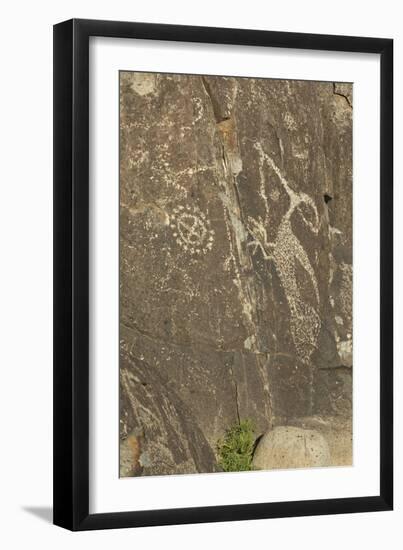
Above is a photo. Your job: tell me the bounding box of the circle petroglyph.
[170,205,214,255]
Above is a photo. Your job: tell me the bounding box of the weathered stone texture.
[252,426,331,470]
[119,72,353,475]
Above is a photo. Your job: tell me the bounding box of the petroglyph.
[126,72,157,96]
[170,205,215,254]
[192,96,204,123]
[120,73,353,475]
[284,112,298,131]
[339,263,352,322]
[247,144,321,363]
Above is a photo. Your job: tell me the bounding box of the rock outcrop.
[119,72,353,475]
[252,426,331,470]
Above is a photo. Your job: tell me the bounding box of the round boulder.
[252,426,331,470]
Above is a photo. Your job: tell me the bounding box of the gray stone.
[252,426,331,470]
[273,415,353,466]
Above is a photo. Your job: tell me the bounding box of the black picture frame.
[53,18,393,531]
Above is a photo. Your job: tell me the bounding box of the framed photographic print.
[53,19,393,530]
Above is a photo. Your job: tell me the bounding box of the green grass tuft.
[217,419,256,472]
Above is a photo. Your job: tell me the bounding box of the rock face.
[119,72,353,476]
[120,351,217,476]
[252,426,331,470]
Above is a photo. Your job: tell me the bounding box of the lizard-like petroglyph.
[247,143,321,363]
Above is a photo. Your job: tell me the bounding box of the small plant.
[217,419,256,472]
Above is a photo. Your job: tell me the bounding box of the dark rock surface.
[119,72,353,475]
